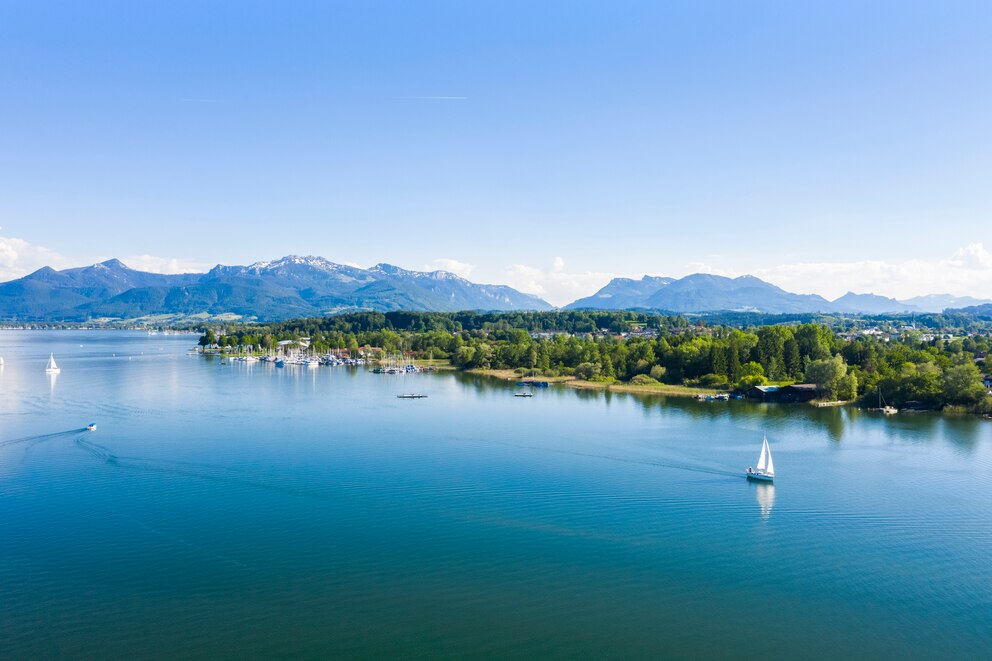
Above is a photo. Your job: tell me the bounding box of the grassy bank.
[466,368,721,398]
[412,358,455,369]
[566,380,722,396]
[465,368,573,383]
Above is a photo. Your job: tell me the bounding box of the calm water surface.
[1,331,990,659]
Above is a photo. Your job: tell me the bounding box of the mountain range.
[1,256,989,322]
[0,256,551,321]
[566,274,992,315]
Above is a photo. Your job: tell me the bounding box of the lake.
[1,330,990,659]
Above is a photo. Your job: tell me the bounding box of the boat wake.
[72,438,341,502]
[0,429,88,448]
[74,437,119,464]
[487,438,742,478]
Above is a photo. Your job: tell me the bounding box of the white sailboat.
[746,435,775,482]
[45,353,61,374]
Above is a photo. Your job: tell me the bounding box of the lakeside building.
[780,384,819,403]
[746,384,819,403]
[746,385,780,401]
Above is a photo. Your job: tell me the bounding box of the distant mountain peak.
[831,291,918,314]
[566,274,675,310]
[97,258,129,269]
[900,293,992,313]
[567,271,830,312]
[835,291,889,301]
[371,263,465,282]
[370,263,408,276]
[247,255,345,273]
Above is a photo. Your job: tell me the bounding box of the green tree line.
[200,311,992,413]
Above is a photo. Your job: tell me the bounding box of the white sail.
[47,354,58,370]
[756,436,768,472]
[762,437,775,476]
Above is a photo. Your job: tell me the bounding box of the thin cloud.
[503,257,621,307]
[119,254,210,274]
[426,258,475,279]
[0,234,73,282]
[0,236,213,283]
[753,244,992,300]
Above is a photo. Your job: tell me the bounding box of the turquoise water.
[1,330,990,659]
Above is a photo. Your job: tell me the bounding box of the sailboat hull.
[746,472,774,482]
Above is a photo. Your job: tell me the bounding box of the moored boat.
[868,387,898,415]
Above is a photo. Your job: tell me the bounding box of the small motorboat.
[86,423,97,432]
[746,434,775,482]
[514,392,534,397]
[396,394,428,399]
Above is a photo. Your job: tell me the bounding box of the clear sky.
[1,1,991,305]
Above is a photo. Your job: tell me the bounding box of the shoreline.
[465,368,722,398]
[463,369,991,417]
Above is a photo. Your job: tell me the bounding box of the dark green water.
[1,331,990,659]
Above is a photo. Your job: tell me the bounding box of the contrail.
[401,95,468,100]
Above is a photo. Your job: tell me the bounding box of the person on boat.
[747,466,753,474]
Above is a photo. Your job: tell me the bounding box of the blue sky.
[1,1,991,304]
